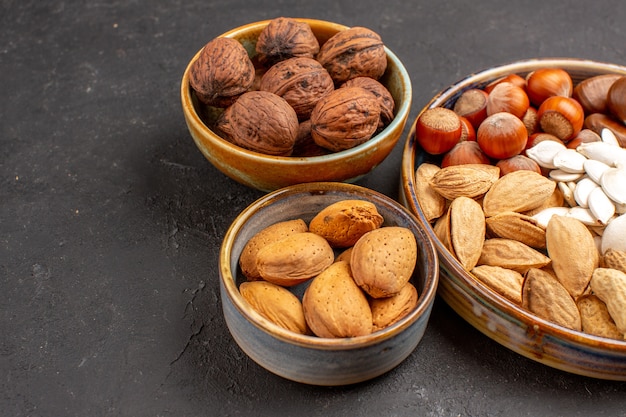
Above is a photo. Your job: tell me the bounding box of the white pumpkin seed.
[526,140,567,169]
[588,186,616,225]
[574,177,599,208]
[558,181,577,207]
[531,206,570,228]
[567,206,603,226]
[583,159,611,184]
[577,141,626,167]
[549,169,583,182]
[601,213,626,254]
[601,128,620,146]
[553,148,587,173]
[601,167,626,205]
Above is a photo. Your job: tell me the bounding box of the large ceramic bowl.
[181,18,412,192]
[219,182,438,386]
[400,58,626,380]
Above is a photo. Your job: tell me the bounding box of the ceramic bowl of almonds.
[181,17,412,192]
[400,58,626,380]
[219,181,438,386]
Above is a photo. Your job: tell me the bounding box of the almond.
[449,196,485,271]
[471,265,524,305]
[482,170,556,217]
[478,238,551,274]
[522,267,582,331]
[590,267,626,336]
[428,163,500,200]
[239,219,308,280]
[302,261,372,338]
[577,294,623,340]
[414,163,447,222]
[545,215,599,299]
[256,232,334,286]
[351,226,417,298]
[370,282,419,332]
[485,211,546,249]
[240,281,309,334]
[309,199,383,248]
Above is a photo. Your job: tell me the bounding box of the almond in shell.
[302,261,372,338]
[478,238,551,274]
[239,219,308,280]
[256,232,334,286]
[351,226,417,298]
[449,196,485,271]
[471,265,524,305]
[414,163,447,223]
[309,199,383,248]
[240,281,309,335]
[428,163,500,200]
[485,211,546,249]
[522,267,582,331]
[545,215,599,299]
[577,294,624,340]
[590,267,626,336]
[482,170,556,217]
[370,282,419,332]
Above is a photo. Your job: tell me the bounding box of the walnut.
[189,37,255,107]
[341,77,395,130]
[292,120,330,157]
[255,17,320,67]
[260,57,334,120]
[216,91,299,156]
[310,87,381,152]
[316,27,387,85]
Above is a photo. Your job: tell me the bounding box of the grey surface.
[2,1,626,416]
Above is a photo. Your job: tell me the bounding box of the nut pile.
[414,68,626,340]
[190,17,394,156]
[237,200,419,338]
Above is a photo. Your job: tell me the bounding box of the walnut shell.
[216,91,299,156]
[316,27,387,85]
[260,57,334,120]
[292,120,329,157]
[255,17,320,67]
[310,87,381,152]
[341,76,395,129]
[189,37,255,107]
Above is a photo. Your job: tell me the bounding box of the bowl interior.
[401,58,626,378]
[220,182,438,348]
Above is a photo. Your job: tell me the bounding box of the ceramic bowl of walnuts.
[181,18,412,192]
[400,58,626,380]
[219,181,438,386]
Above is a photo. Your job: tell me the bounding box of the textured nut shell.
[310,87,380,152]
[255,17,320,67]
[577,294,623,340]
[302,261,372,338]
[256,232,334,286]
[414,163,447,223]
[216,91,299,156]
[602,249,626,274]
[482,170,557,217]
[449,196,485,271]
[523,267,582,331]
[433,206,452,252]
[189,37,255,106]
[341,76,395,128]
[478,238,551,274]
[240,281,309,335]
[239,219,308,280]
[485,211,546,249]
[546,215,599,299]
[335,247,353,265]
[370,282,419,332]
[309,199,384,248]
[316,27,387,84]
[260,57,334,120]
[590,268,626,335]
[471,265,524,305]
[351,227,417,298]
[428,164,500,200]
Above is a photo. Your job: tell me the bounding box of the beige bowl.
[181,18,412,192]
[219,182,438,386]
[400,58,626,380]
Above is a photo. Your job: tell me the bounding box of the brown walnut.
[341,76,395,130]
[189,37,255,107]
[310,86,381,152]
[260,57,335,120]
[316,27,387,85]
[255,17,320,67]
[216,91,299,156]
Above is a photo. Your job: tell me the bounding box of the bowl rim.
[219,181,439,350]
[180,18,413,165]
[401,57,626,352]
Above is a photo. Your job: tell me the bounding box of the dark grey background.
[3,1,626,416]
